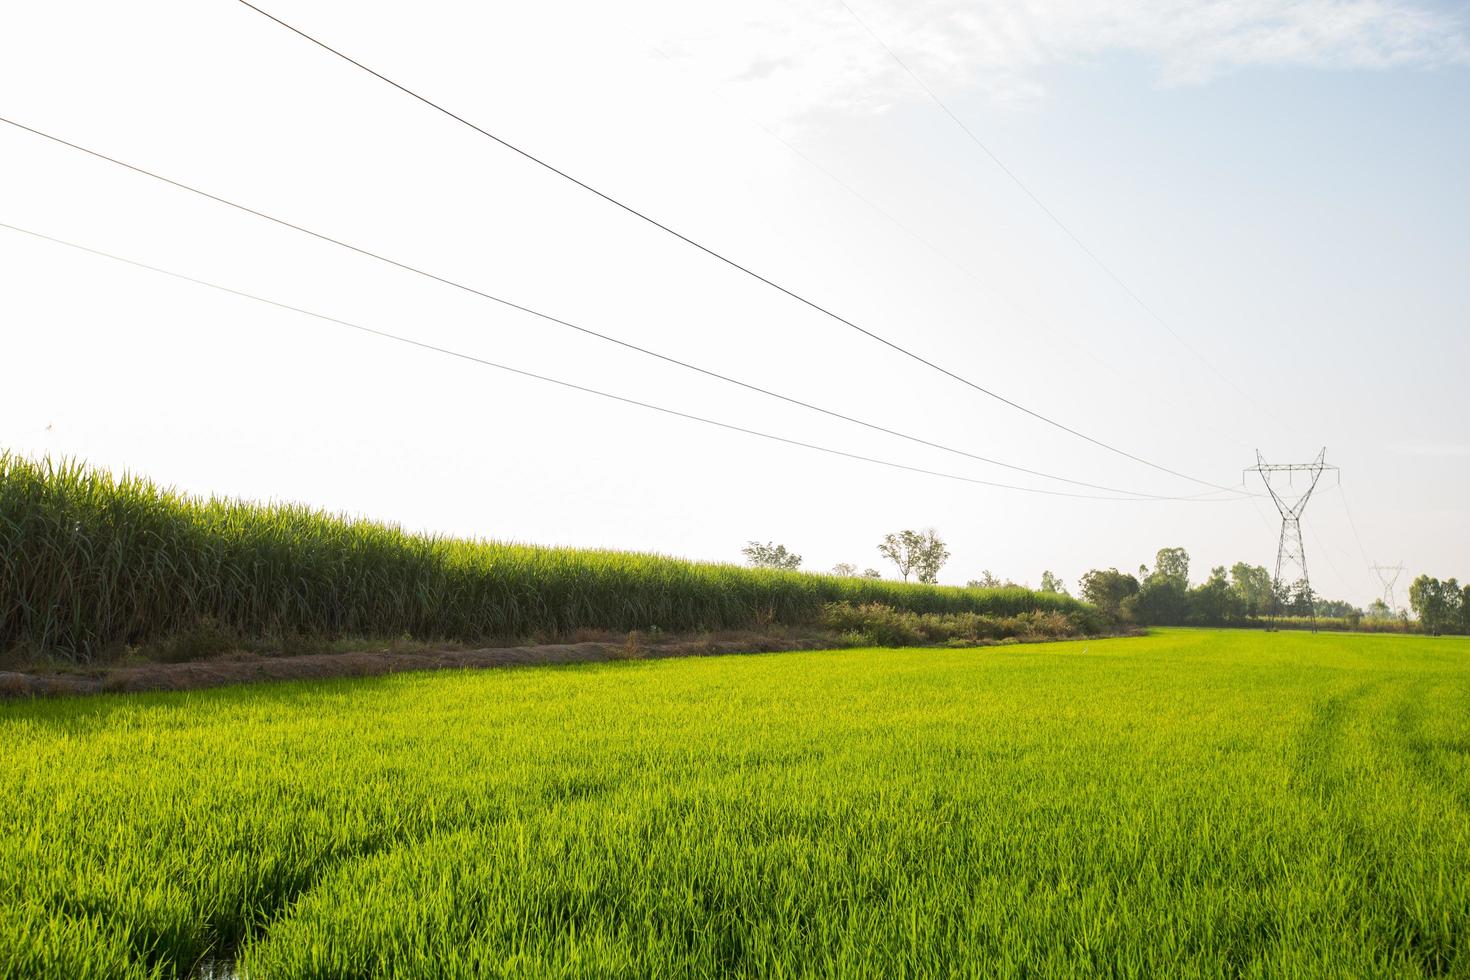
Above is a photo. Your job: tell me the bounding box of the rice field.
[3,628,1468,978]
[0,454,1090,662]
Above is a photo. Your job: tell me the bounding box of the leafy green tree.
[1039,570,1069,595]
[1079,568,1139,618]
[1131,578,1189,625]
[1409,575,1459,635]
[1283,582,1317,618]
[862,568,882,579]
[1366,598,1391,618]
[1229,563,1274,618]
[1187,566,1240,625]
[741,541,802,571]
[1117,549,1187,625]
[1152,547,1190,587]
[878,529,949,584]
[1126,547,1192,625]
[1439,578,1459,631]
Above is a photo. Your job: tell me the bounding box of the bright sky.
[3,0,1466,605]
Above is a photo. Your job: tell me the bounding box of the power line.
[836,0,1289,437]
[1339,481,1391,601]
[648,47,1132,388]
[232,0,1250,497]
[646,44,1257,462]
[2,116,1227,501]
[1246,491,1279,536]
[1,219,1244,503]
[1304,515,1352,600]
[1336,482,1375,567]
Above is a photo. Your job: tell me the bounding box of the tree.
[1283,581,1316,618]
[862,568,882,579]
[1125,548,1191,625]
[1131,577,1189,625]
[1187,566,1240,626]
[1408,575,1460,635]
[830,562,857,577]
[1314,598,1362,619]
[1079,568,1139,618]
[1151,547,1190,587]
[1039,570,1070,595]
[877,529,949,584]
[1366,598,1391,618]
[1229,563,1274,619]
[1123,547,1192,625]
[741,541,801,571]
[968,571,1023,589]
[1408,575,1441,633]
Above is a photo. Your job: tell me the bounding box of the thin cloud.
[650,0,1470,119]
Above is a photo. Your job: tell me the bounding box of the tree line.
[1076,548,1345,626]
[746,530,1069,595]
[1408,575,1470,635]
[744,529,950,584]
[743,533,1466,635]
[1081,549,1469,634]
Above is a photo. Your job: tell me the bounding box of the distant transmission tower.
[1246,449,1337,631]
[1371,562,1405,615]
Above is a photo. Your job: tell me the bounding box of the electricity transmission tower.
[1371,562,1405,615]
[1246,449,1337,631]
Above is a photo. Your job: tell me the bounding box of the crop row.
[0,453,1094,661]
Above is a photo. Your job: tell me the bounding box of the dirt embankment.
[0,634,839,699]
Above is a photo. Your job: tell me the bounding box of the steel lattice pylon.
[1371,562,1405,615]
[1245,449,1338,631]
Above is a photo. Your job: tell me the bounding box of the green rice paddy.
[3,628,1468,978]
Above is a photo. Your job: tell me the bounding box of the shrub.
[819,603,1099,647]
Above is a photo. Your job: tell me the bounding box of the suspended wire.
[1336,482,1376,567]
[835,0,1291,440]
[1304,516,1355,600]
[1,116,1228,501]
[1,219,1249,503]
[1337,482,1397,603]
[231,0,1250,498]
[1246,490,1279,537]
[646,45,1258,464]
[647,45,1129,384]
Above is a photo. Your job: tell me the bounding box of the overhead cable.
[0,219,1250,503]
[231,1,1252,497]
[0,115,1232,501]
